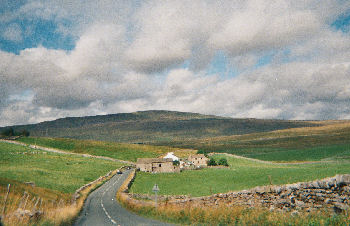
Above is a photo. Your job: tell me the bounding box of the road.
[74,169,173,226]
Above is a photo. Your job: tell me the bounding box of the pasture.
[0,141,124,193]
[130,154,350,197]
[18,137,190,162]
[154,120,350,162]
[0,141,126,225]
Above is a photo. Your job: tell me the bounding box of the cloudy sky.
[1,0,350,126]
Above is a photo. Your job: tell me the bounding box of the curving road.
[74,169,173,226]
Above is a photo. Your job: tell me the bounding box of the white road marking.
[100,175,123,225]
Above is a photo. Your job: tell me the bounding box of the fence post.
[58,199,65,208]
[18,192,27,209]
[23,193,29,210]
[1,184,10,217]
[268,175,273,185]
[33,197,40,211]
[39,198,43,211]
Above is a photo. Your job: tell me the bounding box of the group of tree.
[207,157,229,166]
[1,128,30,137]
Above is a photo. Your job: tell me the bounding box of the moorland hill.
[0,110,316,143]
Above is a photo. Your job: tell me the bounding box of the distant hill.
[0,110,318,143]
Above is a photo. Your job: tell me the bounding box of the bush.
[173,160,180,166]
[197,150,210,157]
[218,158,229,166]
[207,158,217,166]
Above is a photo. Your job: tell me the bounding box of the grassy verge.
[0,142,124,225]
[17,137,193,162]
[130,155,350,197]
[1,170,119,226]
[118,201,350,225]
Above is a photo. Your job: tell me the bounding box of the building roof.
[163,152,179,161]
[136,158,173,164]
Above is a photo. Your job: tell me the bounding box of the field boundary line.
[0,139,134,165]
[210,152,338,165]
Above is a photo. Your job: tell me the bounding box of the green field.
[130,155,350,197]
[18,137,179,162]
[0,142,124,193]
[237,143,350,161]
[154,121,350,162]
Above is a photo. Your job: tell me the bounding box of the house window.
[159,164,162,167]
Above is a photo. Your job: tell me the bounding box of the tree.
[1,128,14,137]
[218,158,229,166]
[207,158,217,166]
[197,150,209,158]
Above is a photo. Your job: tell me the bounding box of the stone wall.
[128,174,350,212]
[169,175,350,212]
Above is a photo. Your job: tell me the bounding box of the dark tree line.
[208,157,229,166]
[1,128,30,137]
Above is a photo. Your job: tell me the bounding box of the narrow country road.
[74,169,173,226]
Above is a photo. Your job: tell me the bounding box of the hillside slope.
[0,110,317,143]
[157,120,350,162]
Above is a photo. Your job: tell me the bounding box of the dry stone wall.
[128,175,350,212]
[170,175,350,212]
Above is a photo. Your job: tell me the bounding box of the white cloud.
[1,0,350,126]
[2,23,22,42]
[208,1,323,57]
[124,0,221,73]
[0,22,152,112]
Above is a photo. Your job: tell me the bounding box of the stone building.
[136,158,180,173]
[188,154,208,167]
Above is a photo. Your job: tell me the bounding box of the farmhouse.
[136,158,180,173]
[188,154,209,167]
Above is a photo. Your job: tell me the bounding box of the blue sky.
[1,0,350,126]
[0,18,75,54]
[332,10,350,32]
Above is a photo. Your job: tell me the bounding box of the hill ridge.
[0,110,318,143]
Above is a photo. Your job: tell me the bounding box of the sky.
[1,0,350,126]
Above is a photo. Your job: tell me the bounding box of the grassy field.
[153,121,350,162]
[239,143,350,161]
[0,141,126,225]
[130,154,350,197]
[0,142,124,193]
[17,137,192,162]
